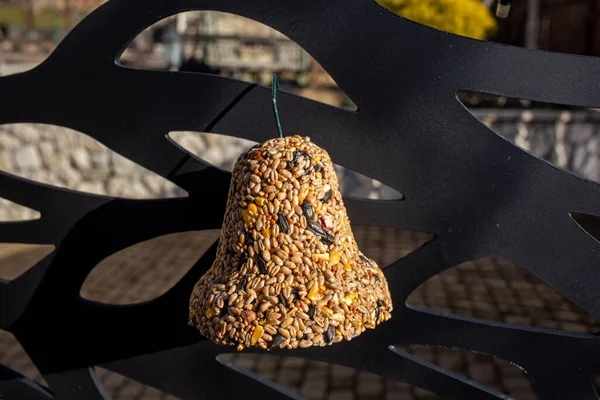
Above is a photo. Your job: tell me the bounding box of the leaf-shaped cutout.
[219,354,438,399]
[458,90,600,183]
[119,11,357,110]
[0,330,47,386]
[0,243,54,281]
[0,123,185,199]
[407,257,600,333]
[0,3,105,78]
[399,345,538,400]
[0,198,40,222]
[334,165,403,201]
[571,212,600,244]
[80,230,220,305]
[169,131,405,200]
[352,226,433,268]
[168,131,258,172]
[93,367,180,400]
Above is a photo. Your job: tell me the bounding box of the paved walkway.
[1,228,597,399]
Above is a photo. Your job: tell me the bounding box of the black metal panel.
[1,0,600,398]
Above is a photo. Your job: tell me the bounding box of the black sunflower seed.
[375,307,380,324]
[237,275,250,291]
[373,275,380,282]
[292,289,300,302]
[277,212,289,233]
[377,300,385,307]
[325,325,335,345]
[286,150,305,170]
[293,150,304,163]
[257,256,268,274]
[360,255,372,267]
[320,233,335,246]
[315,163,322,173]
[269,334,286,350]
[301,200,314,219]
[278,293,287,308]
[322,190,332,203]
[303,154,313,172]
[307,304,315,319]
[237,252,248,269]
[308,220,326,237]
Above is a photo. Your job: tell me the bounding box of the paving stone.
[282,356,307,369]
[437,352,463,370]
[329,389,354,400]
[503,376,535,392]
[14,145,41,170]
[553,310,580,322]
[356,373,383,396]
[468,363,496,384]
[300,377,327,399]
[560,322,589,332]
[413,387,437,399]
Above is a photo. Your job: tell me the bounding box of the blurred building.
[494,0,600,56]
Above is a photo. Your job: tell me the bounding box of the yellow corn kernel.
[329,251,341,265]
[259,320,267,326]
[322,307,334,314]
[313,253,329,261]
[342,292,357,305]
[364,323,376,329]
[335,329,341,336]
[242,210,252,224]
[343,263,352,272]
[307,283,320,301]
[256,197,266,206]
[247,203,258,216]
[262,228,271,239]
[331,313,344,322]
[205,308,217,320]
[320,285,326,293]
[315,172,322,180]
[237,344,245,352]
[251,325,264,345]
[314,156,321,162]
[298,192,307,203]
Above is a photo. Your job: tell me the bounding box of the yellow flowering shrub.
[377,0,498,40]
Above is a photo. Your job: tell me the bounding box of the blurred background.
[2,1,600,399]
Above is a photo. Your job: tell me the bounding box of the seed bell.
[188,135,393,350]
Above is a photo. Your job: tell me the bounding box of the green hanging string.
[272,73,284,139]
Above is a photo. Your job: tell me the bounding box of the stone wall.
[1,109,600,221]
[0,123,257,221]
[475,109,600,182]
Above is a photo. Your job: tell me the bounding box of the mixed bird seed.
[189,135,393,350]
